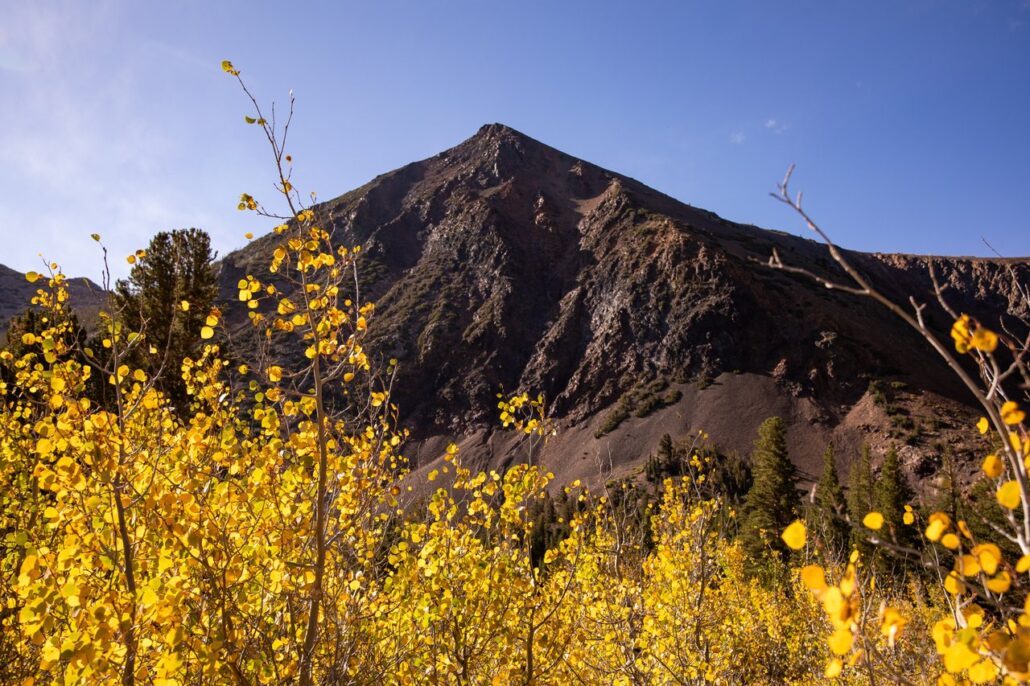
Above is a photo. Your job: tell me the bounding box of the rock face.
[0,264,105,336]
[219,124,1029,487]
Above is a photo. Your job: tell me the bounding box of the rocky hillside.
[219,124,1029,490]
[0,264,105,336]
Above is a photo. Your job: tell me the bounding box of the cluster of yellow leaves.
[497,391,554,437]
[784,356,1030,684]
[951,315,999,354]
[1,266,944,685]
[0,202,408,684]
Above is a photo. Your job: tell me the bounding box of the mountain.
[220,123,1029,489]
[0,264,105,336]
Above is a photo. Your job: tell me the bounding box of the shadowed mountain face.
[0,264,105,336]
[219,124,1029,486]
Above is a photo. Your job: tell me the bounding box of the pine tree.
[926,450,963,522]
[871,446,915,583]
[847,444,875,522]
[112,228,217,412]
[741,417,800,563]
[812,443,850,563]
[874,446,913,533]
[647,433,677,482]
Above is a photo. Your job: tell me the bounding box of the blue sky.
[1,0,1028,281]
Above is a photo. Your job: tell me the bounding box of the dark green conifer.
[869,446,916,582]
[873,446,914,533]
[112,228,217,412]
[812,443,850,562]
[741,417,800,562]
[926,450,962,522]
[847,444,875,522]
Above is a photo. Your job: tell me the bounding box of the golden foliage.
[1,61,1026,686]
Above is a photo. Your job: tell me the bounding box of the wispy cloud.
[764,118,789,134]
[0,1,222,279]
[729,131,746,145]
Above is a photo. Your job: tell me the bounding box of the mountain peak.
[474,122,530,141]
[459,122,562,163]
[217,125,1029,493]
[432,122,576,186]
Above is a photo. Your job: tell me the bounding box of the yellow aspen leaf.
[781,520,806,550]
[25,271,41,283]
[987,570,1012,594]
[180,300,189,311]
[964,608,984,629]
[945,570,965,595]
[997,481,1021,510]
[863,512,884,530]
[206,314,218,326]
[141,587,159,607]
[933,619,956,654]
[245,232,254,239]
[881,607,907,645]
[40,642,60,669]
[971,328,998,352]
[824,659,843,678]
[926,512,951,538]
[1017,555,1030,573]
[127,254,136,265]
[973,543,1002,576]
[828,628,853,655]
[952,315,973,352]
[941,533,960,550]
[977,416,990,434]
[903,511,915,525]
[200,326,214,340]
[267,366,282,382]
[943,641,979,673]
[19,554,38,578]
[958,555,981,577]
[982,454,1004,478]
[1002,401,1026,426]
[967,659,999,684]
[800,565,827,593]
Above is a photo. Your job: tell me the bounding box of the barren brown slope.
[218,124,1030,490]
